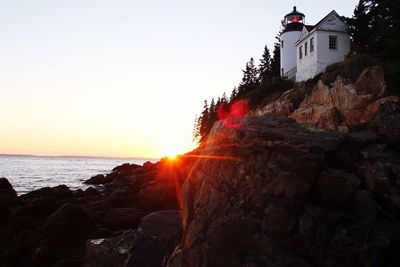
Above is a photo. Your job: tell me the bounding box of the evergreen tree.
[208,98,218,130]
[230,86,239,102]
[349,0,399,56]
[270,42,281,78]
[383,0,400,59]
[238,58,258,96]
[368,0,387,54]
[192,115,200,143]
[258,45,271,85]
[199,100,210,143]
[221,92,228,104]
[348,0,372,53]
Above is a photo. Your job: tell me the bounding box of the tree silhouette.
[348,0,372,53]
[258,45,272,85]
[238,58,258,97]
[270,42,281,78]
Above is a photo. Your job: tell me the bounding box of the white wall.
[280,30,302,77]
[317,31,350,64]
[296,32,318,81]
[296,31,350,82]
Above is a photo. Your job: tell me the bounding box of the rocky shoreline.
[1,66,400,266]
[0,156,197,267]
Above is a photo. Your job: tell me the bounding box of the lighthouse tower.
[280,6,305,80]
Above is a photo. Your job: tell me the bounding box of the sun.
[161,146,182,159]
[157,134,196,160]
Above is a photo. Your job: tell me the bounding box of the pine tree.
[221,92,228,104]
[199,100,210,143]
[383,0,400,59]
[349,0,398,56]
[192,115,200,143]
[348,0,372,53]
[258,45,271,85]
[238,58,258,96]
[208,98,218,130]
[230,86,238,102]
[270,42,281,78]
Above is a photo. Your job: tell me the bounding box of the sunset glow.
[0,0,358,158]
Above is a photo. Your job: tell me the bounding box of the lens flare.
[217,99,249,128]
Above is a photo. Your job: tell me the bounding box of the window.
[305,42,308,56]
[281,40,284,48]
[299,46,303,59]
[310,37,314,52]
[329,35,337,50]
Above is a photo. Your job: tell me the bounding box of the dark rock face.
[369,99,400,142]
[84,174,111,185]
[103,207,143,230]
[20,184,73,200]
[167,115,400,267]
[355,65,386,97]
[0,178,18,220]
[138,183,179,211]
[86,230,137,267]
[41,203,94,246]
[15,196,58,221]
[127,210,182,267]
[86,210,182,267]
[112,163,142,173]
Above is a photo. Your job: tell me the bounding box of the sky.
[0,0,359,159]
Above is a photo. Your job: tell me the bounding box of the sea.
[0,155,157,195]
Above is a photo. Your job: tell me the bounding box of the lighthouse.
[280,6,305,80]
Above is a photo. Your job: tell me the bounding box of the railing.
[284,67,297,81]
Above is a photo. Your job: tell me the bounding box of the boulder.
[86,230,137,267]
[137,210,182,240]
[84,187,100,197]
[355,65,386,97]
[0,178,18,220]
[20,185,73,200]
[126,210,182,267]
[86,210,182,267]
[103,207,143,230]
[15,197,58,221]
[84,174,111,185]
[104,187,135,208]
[112,163,142,173]
[369,98,400,141]
[143,161,157,172]
[40,203,94,247]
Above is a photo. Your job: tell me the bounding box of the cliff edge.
[168,113,400,266]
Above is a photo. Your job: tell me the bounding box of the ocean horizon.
[0,154,158,195]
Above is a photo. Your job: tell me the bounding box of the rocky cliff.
[167,114,400,267]
[254,66,399,135]
[166,66,400,266]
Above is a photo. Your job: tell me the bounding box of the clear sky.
[0,0,359,159]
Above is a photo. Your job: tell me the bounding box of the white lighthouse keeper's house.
[280,7,351,82]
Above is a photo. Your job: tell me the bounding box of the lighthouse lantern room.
[280,6,305,80]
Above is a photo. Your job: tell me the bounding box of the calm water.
[0,155,157,195]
